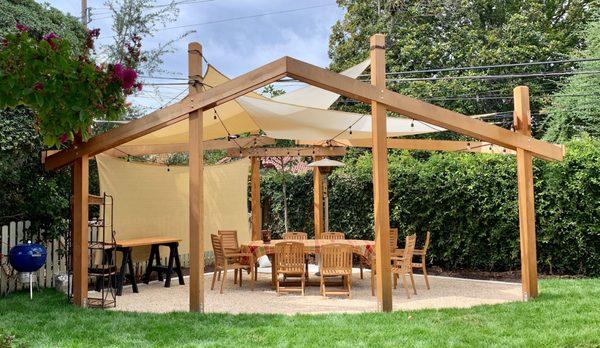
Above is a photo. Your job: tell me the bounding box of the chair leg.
[320,274,325,297]
[422,255,430,290]
[239,268,243,287]
[393,271,398,289]
[401,273,410,299]
[301,274,305,296]
[409,271,417,295]
[254,264,258,281]
[250,266,255,291]
[211,269,217,290]
[348,275,352,299]
[233,269,238,285]
[359,259,364,279]
[220,267,227,294]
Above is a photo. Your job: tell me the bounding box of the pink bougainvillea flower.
[136,83,143,92]
[42,32,60,49]
[113,63,124,79]
[33,82,44,91]
[121,68,137,89]
[16,23,29,32]
[59,134,68,144]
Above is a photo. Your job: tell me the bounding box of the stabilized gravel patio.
[109,268,521,314]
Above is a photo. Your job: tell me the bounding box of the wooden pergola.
[44,34,564,312]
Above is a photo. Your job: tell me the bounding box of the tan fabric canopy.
[122,60,444,147]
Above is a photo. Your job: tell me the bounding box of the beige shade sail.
[97,154,251,261]
[119,60,443,149]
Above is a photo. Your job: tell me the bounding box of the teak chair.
[392,234,417,298]
[370,233,417,298]
[321,232,345,240]
[275,241,306,295]
[320,243,353,298]
[282,231,309,278]
[360,227,398,279]
[395,231,431,290]
[282,231,308,240]
[218,230,259,282]
[210,234,255,294]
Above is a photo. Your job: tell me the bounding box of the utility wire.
[358,57,600,78]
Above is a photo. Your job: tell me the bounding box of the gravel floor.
[107,267,521,314]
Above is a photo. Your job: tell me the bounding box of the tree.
[543,12,600,141]
[0,0,86,241]
[329,0,594,135]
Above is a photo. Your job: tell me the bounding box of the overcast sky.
[39,0,345,111]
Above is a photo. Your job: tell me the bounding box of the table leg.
[116,248,128,296]
[155,246,163,282]
[127,250,138,293]
[173,243,185,285]
[165,244,175,288]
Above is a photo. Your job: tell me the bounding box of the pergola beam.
[44,58,288,171]
[45,55,563,171]
[298,139,517,155]
[102,136,276,157]
[285,57,563,161]
[226,146,346,158]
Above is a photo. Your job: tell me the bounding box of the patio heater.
[307,157,345,233]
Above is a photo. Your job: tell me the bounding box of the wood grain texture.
[72,155,89,307]
[188,42,204,312]
[313,156,324,239]
[370,34,393,312]
[514,86,539,300]
[250,157,262,240]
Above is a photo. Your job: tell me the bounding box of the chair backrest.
[400,234,417,270]
[422,231,430,252]
[275,241,305,272]
[320,243,353,273]
[211,234,226,268]
[218,230,239,251]
[390,228,399,251]
[283,232,308,240]
[322,232,345,240]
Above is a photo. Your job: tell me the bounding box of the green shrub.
[261,137,600,276]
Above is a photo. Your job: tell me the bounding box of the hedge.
[260,137,600,277]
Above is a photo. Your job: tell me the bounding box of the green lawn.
[1,279,599,347]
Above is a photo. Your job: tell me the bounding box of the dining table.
[240,239,375,287]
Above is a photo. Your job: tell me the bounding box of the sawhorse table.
[115,237,185,295]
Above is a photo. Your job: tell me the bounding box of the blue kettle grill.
[9,242,47,299]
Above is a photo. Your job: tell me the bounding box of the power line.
[358,57,600,78]
[156,3,337,31]
[383,70,600,83]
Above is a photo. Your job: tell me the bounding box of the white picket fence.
[1,220,198,297]
[0,221,66,297]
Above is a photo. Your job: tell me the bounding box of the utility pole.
[81,0,88,28]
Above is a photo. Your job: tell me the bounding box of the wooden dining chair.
[320,243,353,298]
[392,233,417,298]
[370,233,416,298]
[282,231,309,278]
[274,241,306,295]
[395,231,431,290]
[210,234,255,294]
[360,227,398,279]
[283,231,308,240]
[218,230,258,283]
[321,232,345,240]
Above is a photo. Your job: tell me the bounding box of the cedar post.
[188,42,204,312]
[313,156,324,239]
[370,34,392,312]
[514,86,539,299]
[72,154,89,307]
[250,156,262,240]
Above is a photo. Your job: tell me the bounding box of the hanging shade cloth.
[120,60,445,148]
[97,154,251,262]
[237,96,443,140]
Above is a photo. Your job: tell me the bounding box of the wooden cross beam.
[226,146,346,158]
[298,139,518,155]
[44,55,564,172]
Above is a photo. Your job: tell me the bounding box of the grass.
[0,279,599,347]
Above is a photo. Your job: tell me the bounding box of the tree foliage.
[329,0,594,134]
[543,12,600,141]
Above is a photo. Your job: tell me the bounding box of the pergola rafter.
[45,34,563,313]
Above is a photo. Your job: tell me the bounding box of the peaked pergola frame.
[45,34,563,312]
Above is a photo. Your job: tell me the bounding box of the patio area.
[109,269,521,314]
